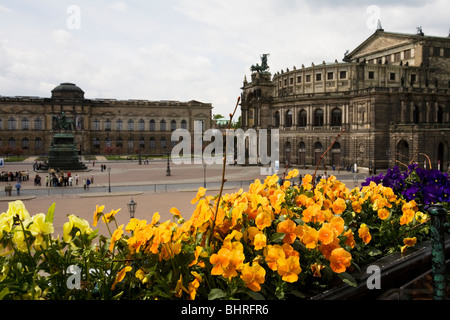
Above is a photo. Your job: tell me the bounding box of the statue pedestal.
[42,133,87,171]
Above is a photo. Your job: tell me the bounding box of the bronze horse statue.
[52,112,75,131]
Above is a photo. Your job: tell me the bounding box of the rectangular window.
[394,52,401,62]
[390,73,396,81]
[444,47,450,58]
[339,71,347,79]
[404,49,411,59]
[289,78,293,85]
[297,76,302,83]
[306,75,311,82]
[368,71,375,79]
[316,73,322,81]
[327,72,334,80]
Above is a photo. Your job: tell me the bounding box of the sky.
[0,0,449,118]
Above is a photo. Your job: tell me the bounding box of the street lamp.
[107,167,111,193]
[166,148,171,176]
[203,162,207,188]
[127,198,137,219]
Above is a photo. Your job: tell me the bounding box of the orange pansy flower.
[277,256,302,283]
[240,263,266,292]
[318,223,335,245]
[358,223,372,244]
[331,198,346,215]
[277,219,298,244]
[329,248,352,273]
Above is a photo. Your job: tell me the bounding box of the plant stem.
[207,97,240,247]
[312,129,344,187]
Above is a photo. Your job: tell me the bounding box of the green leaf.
[270,232,285,243]
[88,229,99,241]
[112,291,124,300]
[208,288,227,300]
[0,287,10,300]
[246,290,265,300]
[368,248,382,257]
[288,290,306,298]
[46,203,55,223]
[338,272,357,287]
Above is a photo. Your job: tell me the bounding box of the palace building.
[0,82,212,157]
[240,27,450,172]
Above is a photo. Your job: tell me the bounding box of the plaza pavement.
[0,157,370,238]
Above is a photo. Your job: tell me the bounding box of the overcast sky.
[0,0,449,117]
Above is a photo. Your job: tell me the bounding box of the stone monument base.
[41,133,87,171]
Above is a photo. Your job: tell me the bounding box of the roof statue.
[251,53,270,73]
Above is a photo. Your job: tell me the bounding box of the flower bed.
[0,166,448,300]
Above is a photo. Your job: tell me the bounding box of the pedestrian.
[86,178,90,189]
[15,181,21,195]
[75,174,79,185]
[83,179,86,190]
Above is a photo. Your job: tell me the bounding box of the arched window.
[138,119,145,131]
[298,110,307,127]
[92,119,100,131]
[8,117,16,130]
[160,137,166,149]
[181,119,187,129]
[127,138,134,150]
[149,137,156,149]
[314,109,324,126]
[8,137,16,148]
[285,110,292,127]
[34,118,43,130]
[331,108,342,126]
[21,117,29,130]
[160,120,166,131]
[274,111,280,127]
[171,120,177,131]
[127,119,134,131]
[22,137,29,149]
[105,119,111,131]
[116,119,123,131]
[139,137,145,149]
[34,138,43,150]
[150,119,156,131]
[105,137,112,147]
[93,137,100,149]
[116,137,123,147]
[397,140,409,161]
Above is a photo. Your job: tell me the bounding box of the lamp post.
[107,167,111,193]
[127,198,137,219]
[203,162,207,188]
[166,148,171,176]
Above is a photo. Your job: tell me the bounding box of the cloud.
[110,2,127,11]
[51,28,74,46]
[0,0,449,116]
[0,4,12,13]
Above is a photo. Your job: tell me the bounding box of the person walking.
[15,181,21,195]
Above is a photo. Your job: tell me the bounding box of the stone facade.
[241,29,450,172]
[0,82,212,156]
